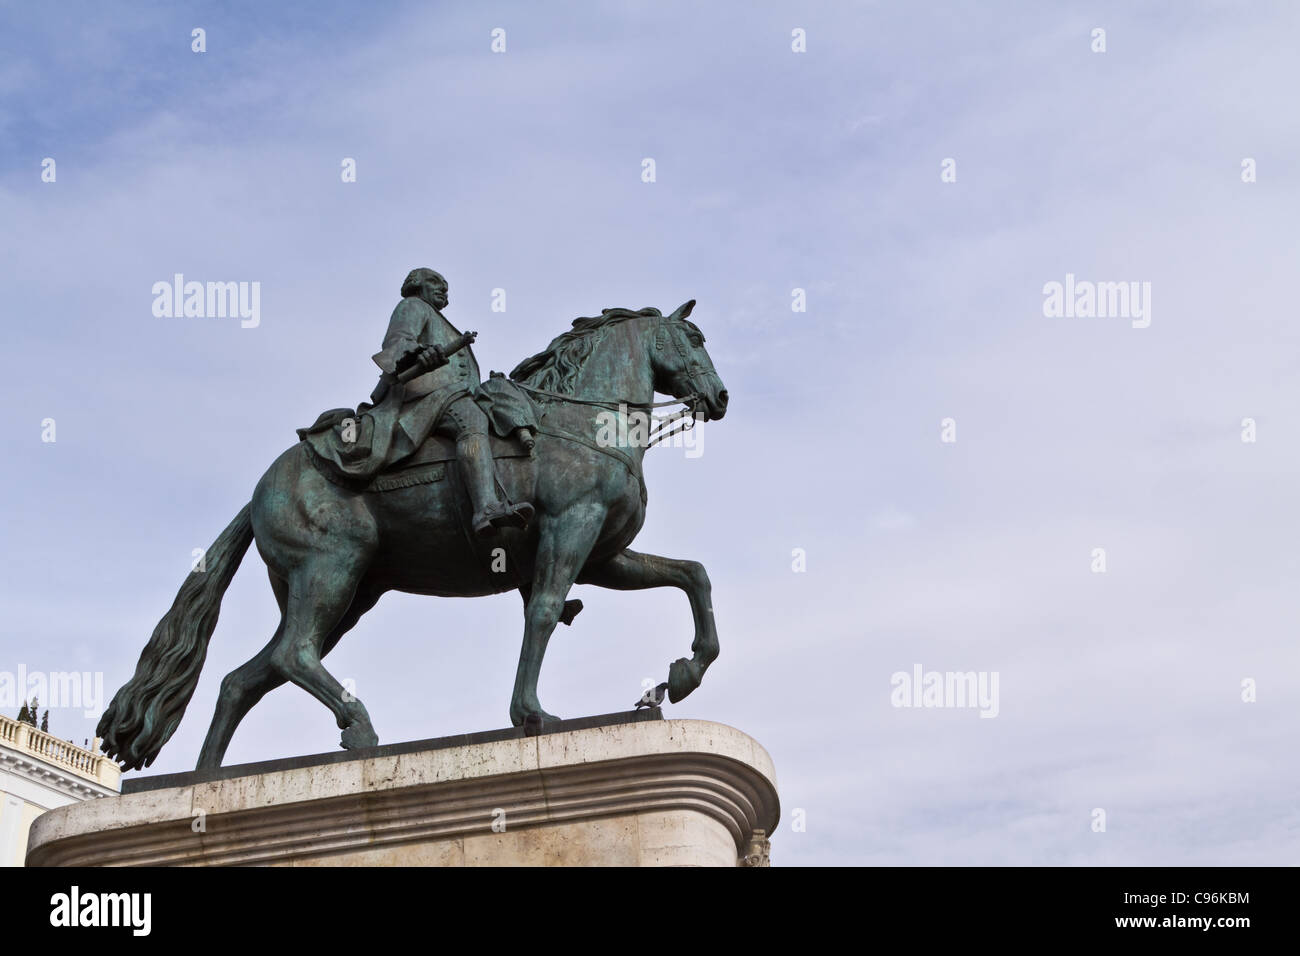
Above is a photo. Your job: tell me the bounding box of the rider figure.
[371,268,535,537]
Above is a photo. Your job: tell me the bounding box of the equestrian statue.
[97,267,730,771]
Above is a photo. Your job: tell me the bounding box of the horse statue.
[97,299,729,771]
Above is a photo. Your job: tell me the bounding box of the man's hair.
[401,268,446,298]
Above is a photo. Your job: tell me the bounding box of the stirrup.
[473,501,535,537]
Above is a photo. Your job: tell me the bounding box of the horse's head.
[649,300,729,421]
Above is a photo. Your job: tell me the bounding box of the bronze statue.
[98,272,730,771]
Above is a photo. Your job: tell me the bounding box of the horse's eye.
[689,336,703,348]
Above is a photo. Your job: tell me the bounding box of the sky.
[3,1,1299,865]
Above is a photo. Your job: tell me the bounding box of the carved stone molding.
[742,829,771,867]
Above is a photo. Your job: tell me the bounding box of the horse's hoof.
[668,658,702,703]
[523,711,561,736]
[340,722,378,750]
[511,696,560,725]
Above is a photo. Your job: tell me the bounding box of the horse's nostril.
[717,390,729,405]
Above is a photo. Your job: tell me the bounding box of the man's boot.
[457,431,535,537]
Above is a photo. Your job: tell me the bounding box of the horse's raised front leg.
[577,548,718,703]
[510,504,606,727]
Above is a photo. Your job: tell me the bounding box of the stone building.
[0,712,120,866]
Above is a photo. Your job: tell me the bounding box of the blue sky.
[3,1,1300,865]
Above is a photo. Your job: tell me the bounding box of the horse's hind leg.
[196,623,282,770]
[196,632,280,775]
[196,574,382,769]
[196,571,289,770]
[268,559,381,751]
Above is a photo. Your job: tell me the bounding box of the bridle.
[511,314,709,447]
[648,312,712,446]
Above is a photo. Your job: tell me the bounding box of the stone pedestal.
[26,714,778,867]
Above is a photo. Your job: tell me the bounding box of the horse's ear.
[673,299,696,319]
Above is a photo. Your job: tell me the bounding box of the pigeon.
[635,682,668,710]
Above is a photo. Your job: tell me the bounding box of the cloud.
[3,0,1298,865]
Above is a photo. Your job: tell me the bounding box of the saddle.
[297,374,538,493]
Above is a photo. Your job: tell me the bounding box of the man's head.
[401,268,449,310]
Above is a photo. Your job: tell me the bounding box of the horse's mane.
[510,307,662,394]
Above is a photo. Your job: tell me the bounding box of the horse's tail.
[97,504,255,770]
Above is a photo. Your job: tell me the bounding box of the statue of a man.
[369,267,534,537]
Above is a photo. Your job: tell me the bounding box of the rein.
[511,381,695,411]
[510,380,699,449]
